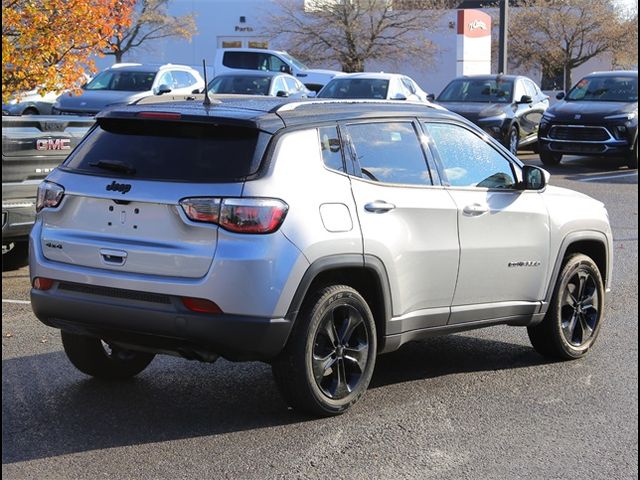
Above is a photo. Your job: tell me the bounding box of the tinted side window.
[346,122,431,186]
[425,123,515,189]
[273,77,287,94]
[318,126,345,172]
[268,55,288,73]
[223,52,263,70]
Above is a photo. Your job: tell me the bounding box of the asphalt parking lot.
[2,153,638,480]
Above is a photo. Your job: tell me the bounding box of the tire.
[272,285,377,417]
[626,140,638,170]
[505,125,519,155]
[61,331,155,379]
[2,241,29,271]
[22,107,39,115]
[539,150,563,166]
[528,254,604,360]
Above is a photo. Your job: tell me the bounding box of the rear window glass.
[62,120,264,182]
[318,78,389,99]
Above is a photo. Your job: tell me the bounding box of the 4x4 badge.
[106,181,132,194]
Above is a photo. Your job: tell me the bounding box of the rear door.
[344,120,459,330]
[39,117,269,278]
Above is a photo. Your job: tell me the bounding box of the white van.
[214,48,340,92]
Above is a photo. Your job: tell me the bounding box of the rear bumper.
[31,284,293,361]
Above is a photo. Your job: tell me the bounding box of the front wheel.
[539,150,563,166]
[272,285,377,417]
[626,140,638,170]
[61,331,155,379]
[527,254,604,360]
[506,125,519,155]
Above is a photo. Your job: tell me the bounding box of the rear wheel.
[528,254,604,360]
[272,285,377,417]
[540,150,563,166]
[61,331,155,379]
[2,241,29,271]
[626,140,638,170]
[22,107,39,115]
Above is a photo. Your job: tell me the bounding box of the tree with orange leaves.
[2,0,134,103]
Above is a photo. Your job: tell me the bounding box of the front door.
[424,121,550,324]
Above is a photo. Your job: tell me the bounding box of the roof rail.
[274,98,440,113]
[111,63,143,69]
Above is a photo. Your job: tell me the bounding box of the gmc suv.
[30,98,613,416]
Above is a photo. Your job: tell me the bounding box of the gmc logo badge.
[36,138,71,151]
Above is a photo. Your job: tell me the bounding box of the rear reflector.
[182,297,222,314]
[137,112,182,120]
[33,277,54,290]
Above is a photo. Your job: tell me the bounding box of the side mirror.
[307,90,317,98]
[276,90,289,98]
[280,65,293,75]
[191,88,201,94]
[518,94,533,104]
[155,84,172,95]
[391,93,407,101]
[556,91,565,100]
[520,165,548,190]
[426,93,435,102]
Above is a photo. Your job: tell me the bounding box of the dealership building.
[100,0,612,96]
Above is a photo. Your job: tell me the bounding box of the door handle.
[462,203,489,216]
[364,201,396,213]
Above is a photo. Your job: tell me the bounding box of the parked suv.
[52,63,204,116]
[2,115,94,269]
[30,98,612,416]
[538,70,638,169]
[214,48,340,92]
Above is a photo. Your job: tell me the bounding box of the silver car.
[52,63,204,116]
[30,98,613,417]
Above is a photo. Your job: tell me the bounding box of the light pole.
[498,0,508,74]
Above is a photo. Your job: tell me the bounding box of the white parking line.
[2,299,31,305]
[579,172,638,182]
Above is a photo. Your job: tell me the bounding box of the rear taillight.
[33,277,54,290]
[180,197,288,234]
[36,181,65,212]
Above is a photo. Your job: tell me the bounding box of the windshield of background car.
[318,78,390,99]
[437,79,514,103]
[84,71,157,92]
[280,53,308,70]
[62,119,263,182]
[566,76,638,102]
[208,76,271,95]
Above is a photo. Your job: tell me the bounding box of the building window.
[248,41,269,49]
[222,40,242,48]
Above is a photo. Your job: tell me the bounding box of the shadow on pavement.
[3,334,548,464]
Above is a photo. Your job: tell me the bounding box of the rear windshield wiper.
[89,160,136,175]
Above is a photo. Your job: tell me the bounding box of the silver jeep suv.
[30,98,613,416]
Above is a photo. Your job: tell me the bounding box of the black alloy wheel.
[272,285,377,416]
[528,253,604,359]
[312,303,370,399]
[559,269,600,347]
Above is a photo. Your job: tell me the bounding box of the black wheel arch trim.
[285,253,393,332]
[542,230,610,309]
